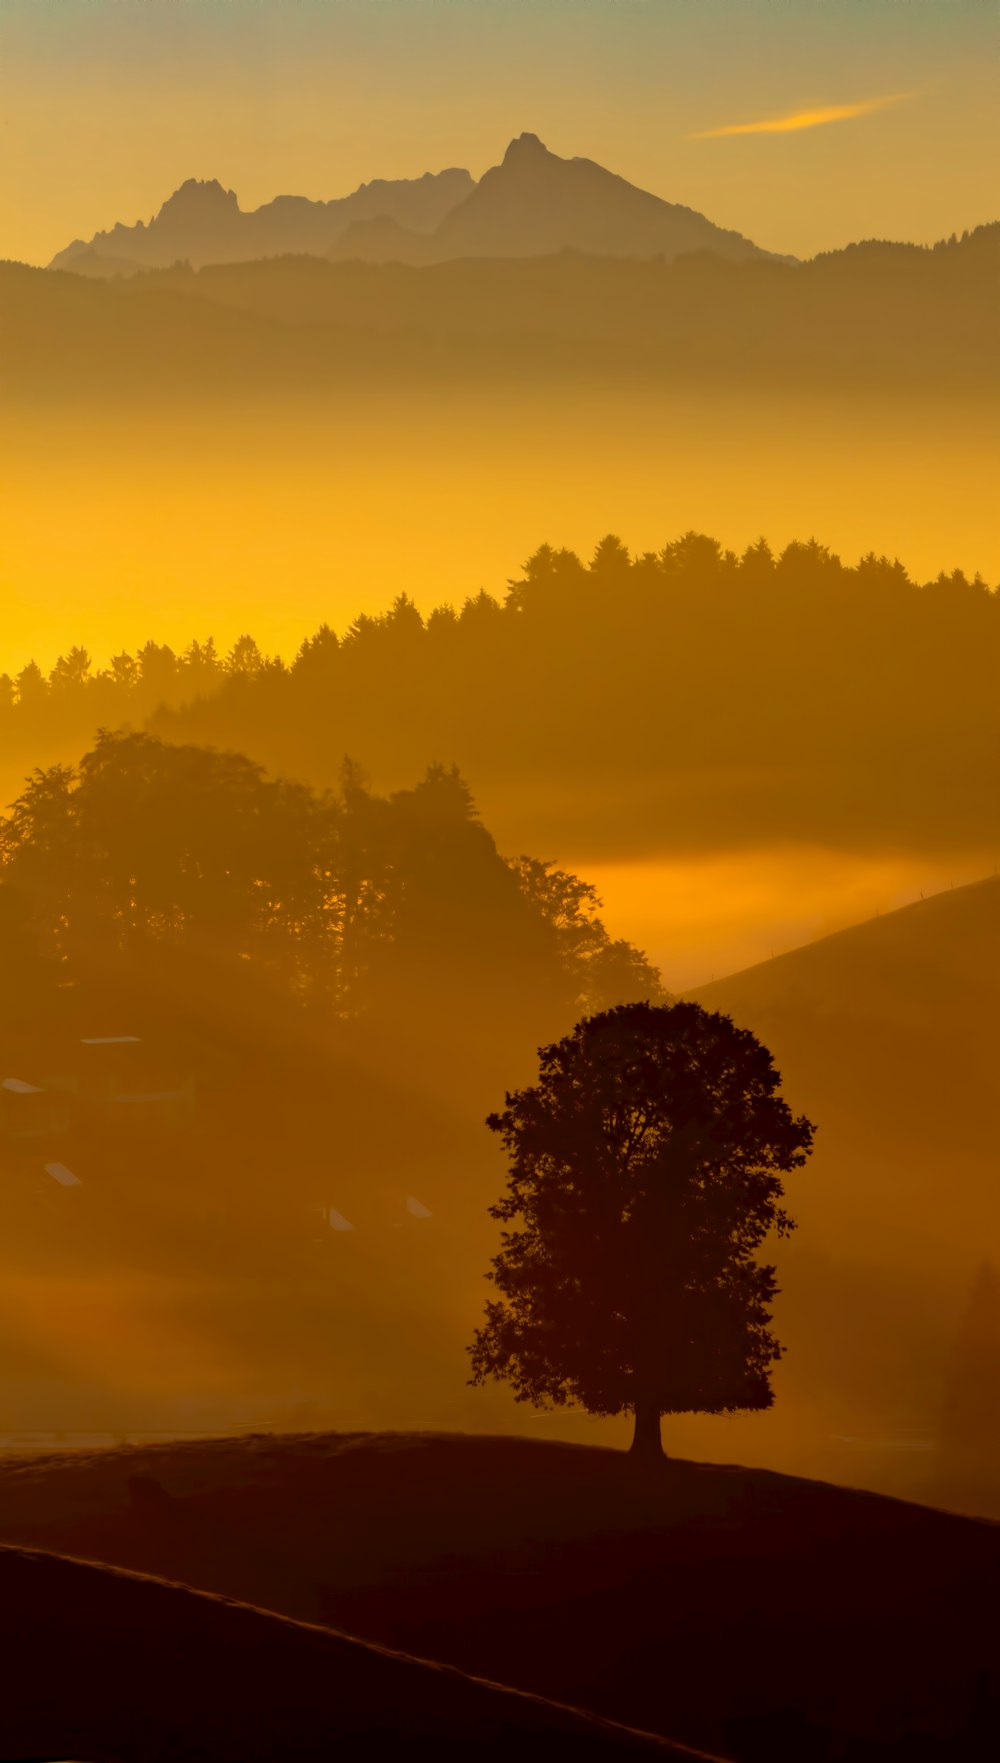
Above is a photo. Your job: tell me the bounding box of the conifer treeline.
[4,532,997,847]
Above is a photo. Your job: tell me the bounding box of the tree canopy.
[1,529,994,858]
[469,1001,815,1458]
[0,728,666,1113]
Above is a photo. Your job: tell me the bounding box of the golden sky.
[1,0,997,266]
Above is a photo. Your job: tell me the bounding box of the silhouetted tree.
[49,645,92,692]
[508,857,668,1015]
[469,1001,815,1460]
[14,660,47,709]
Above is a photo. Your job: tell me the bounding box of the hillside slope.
[1,1429,998,1760]
[694,875,1000,1271]
[0,1536,695,1760]
[666,876,1000,1501]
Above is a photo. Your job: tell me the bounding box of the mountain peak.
[158,179,241,220]
[502,133,549,164]
[437,133,773,264]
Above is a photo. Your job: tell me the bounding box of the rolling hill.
[6,222,997,404]
[0,1533,695,1760]
[693,875,1000,1274]
[1,1429,998,1760]
[671,875,1000,1504]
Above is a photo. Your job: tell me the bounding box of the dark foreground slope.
[0,1543,697,1763]
[2,1430,998,1760]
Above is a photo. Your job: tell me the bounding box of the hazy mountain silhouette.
[328,212,435,264]
[48,135,782,274]
[3,1432,1000,1760]
[50,245,146,279]
[49,166,474,272]
[420,132,783,263]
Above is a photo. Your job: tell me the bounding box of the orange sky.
[1,1,997,266]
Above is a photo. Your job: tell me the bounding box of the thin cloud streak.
[691,94,914,140]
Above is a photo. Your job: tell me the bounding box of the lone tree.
[469,1001,815,1460]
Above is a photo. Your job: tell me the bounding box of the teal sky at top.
[2,0,997,263]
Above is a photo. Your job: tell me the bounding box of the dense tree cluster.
[0,730,665,1085]
[4,531,994,852]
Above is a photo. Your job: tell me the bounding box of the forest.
[4,531,996,856]
[0,727,662,1280]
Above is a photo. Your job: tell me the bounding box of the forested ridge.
[5,531,997,851]
[3,220,999,398]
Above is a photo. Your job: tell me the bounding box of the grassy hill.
[678,876,1000,1507]
[1,1429,998,1760]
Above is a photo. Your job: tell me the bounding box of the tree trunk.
[629,1402,665,1461]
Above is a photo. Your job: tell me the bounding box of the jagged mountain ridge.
[50,134,783,273]
[49,166,475,271]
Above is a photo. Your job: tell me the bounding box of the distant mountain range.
[49,134,782,273]
[49,165,474,272]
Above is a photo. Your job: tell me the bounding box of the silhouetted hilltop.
[8,219,998,398]
[49,165,474,271]
[2,1430,999,1760]
[328,211,435,264]
[50,245,145,279]
[0,1534,688,1760]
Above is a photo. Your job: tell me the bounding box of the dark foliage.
[469,1002,815,1451]
[3,531,996,856]
[0,730,667,1308]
